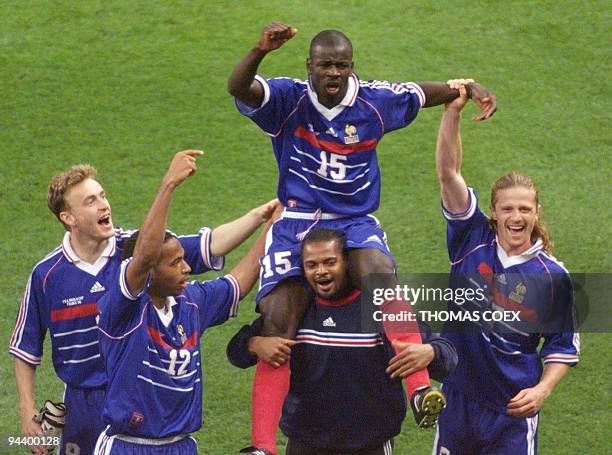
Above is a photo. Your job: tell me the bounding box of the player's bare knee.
[349,248,395,287]
[259,278,310,338]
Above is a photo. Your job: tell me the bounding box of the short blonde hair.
[47,164,98,228]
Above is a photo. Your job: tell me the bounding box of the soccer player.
[227,22,496,453]
[432,84,579,454]
[10,160,278,455]
[94,150,272,454]
[227,228,458,454]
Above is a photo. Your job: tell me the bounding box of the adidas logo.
[325,127,338,137]
[322,317,336,327]
[495,274,507,285]
[90,281,106,293]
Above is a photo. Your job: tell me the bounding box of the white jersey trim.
[9,347,42,365]
[62,353,101,364]
[289,168,372,196]
[119,258,149,301]
[137,374,200,392]
[197,227,224,271]
[94,426,115,455]
[442,187,477,221]
[224,274,241,317]
[57,340,99,350]
[53,325,98,337]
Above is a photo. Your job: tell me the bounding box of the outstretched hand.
[163,150,203,189]
[467,82,497,121]
[257,22,298,52]
[253,198,282,223]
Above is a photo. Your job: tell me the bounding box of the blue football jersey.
[236,74,424,215]
[97,259,240,438]
[280,289,406,451]
[9,227,222,388]
[441,188,580,413]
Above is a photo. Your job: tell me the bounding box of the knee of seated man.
[351,248,394,275]
[259,279,310,338]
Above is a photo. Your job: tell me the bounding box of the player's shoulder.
[114,227,136,244]
[536,251,570,275]
[267,76,308,92]
[30,244,65,277]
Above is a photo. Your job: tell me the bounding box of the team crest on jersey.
[509,282,527,304]
[343,124,359,144]
[128,411,144,428]
[177,324,187,344]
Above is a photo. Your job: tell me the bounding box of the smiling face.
[302,239,351,300]
[149,238,192,298]
[307,40,354,109]
[490,186,539,256]
[60,178,114,241]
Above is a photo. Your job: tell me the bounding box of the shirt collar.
[62,231,116,263]
[307,73,359,119]
[495,237,543,268]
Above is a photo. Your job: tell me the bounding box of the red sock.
[251,360,290,454]
[382,298,431,399]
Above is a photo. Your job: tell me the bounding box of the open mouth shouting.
[98,213,112,227]
[314,276,335,296]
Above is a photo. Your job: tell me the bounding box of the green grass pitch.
[1,1,609,453]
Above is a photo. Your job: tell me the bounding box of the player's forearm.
[417,82,462,107]
[536,363,571,398]
[230,218,272,297]
[14,358,37,415]
[436,105,469,212]
[133,181,175,268]
[210,208,265,257]
[227,47,267,105]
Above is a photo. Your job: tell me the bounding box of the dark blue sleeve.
[177,227,225,275]
[540,273,580,366]
[97,258,147,338]
[235,76,305,136]
[443,187,493,263]
[226,317,263,369]
[418,320,458,381]
[183,275,240,333]
[115,226,223,275]
[9,269,47,365]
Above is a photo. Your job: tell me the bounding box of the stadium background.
[1,1,609,453]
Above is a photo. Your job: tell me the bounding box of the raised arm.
[436,83,470,214]
[418,80,497,121]
[210,199,280,257]
[228,206,280,298]
[227,22,297,107]
[125,150,203,295]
